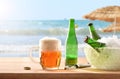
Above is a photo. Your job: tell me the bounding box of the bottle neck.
[84,36,95,43]
[89,25,95,32]
[88,24,101,40]
[68,21,76,36]
[84,36,106,47]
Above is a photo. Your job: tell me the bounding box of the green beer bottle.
[84,36,106,52]
[88,23,101,40]
[65,19,78,67]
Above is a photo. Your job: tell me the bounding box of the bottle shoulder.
[66,34,77,40]
[66,36,78,44]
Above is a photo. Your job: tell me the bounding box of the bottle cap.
[24,67,31,70]
[40,37,61,51]
[88,23,93,26]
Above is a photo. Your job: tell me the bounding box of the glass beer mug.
[30,37,62,70]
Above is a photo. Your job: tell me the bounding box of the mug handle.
[29,46,39,63]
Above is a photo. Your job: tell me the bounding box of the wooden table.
[0,57,120,79]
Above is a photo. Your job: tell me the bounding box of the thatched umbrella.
[83,6,120,32]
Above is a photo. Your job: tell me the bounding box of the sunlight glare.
[0,0,14,20]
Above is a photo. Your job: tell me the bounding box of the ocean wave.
[0,28,67,35]
[0,44,85,57]
[0,27,119,36]
[0,20,113,36]
[0,45,35,53]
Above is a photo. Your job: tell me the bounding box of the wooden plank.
[0,57,119,79]
[0,73,120,79]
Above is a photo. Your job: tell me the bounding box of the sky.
[0,0,120,20]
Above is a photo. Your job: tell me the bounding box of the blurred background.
[0,0,119,57]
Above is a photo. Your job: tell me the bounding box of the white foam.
[40,37,61,51]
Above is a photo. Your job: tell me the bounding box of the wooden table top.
[0,57,120,79]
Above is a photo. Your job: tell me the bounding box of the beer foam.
[40,37,61,51]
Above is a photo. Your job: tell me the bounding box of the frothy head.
[40,37,61,51]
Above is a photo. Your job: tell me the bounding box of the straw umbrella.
[83,6,120,32]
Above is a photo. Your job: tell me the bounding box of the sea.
[0,20,118,57]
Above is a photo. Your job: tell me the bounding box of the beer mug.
[30,37,62,70]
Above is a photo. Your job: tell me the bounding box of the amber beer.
[40,51,61,69]
[40,37,61,70]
